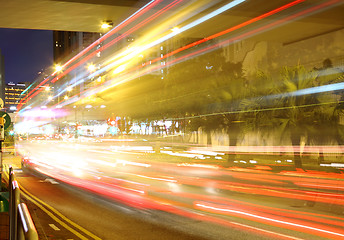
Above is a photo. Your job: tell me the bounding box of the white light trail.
[84,0,246,95]
[196,202,344,238]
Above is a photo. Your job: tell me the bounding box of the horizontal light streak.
[18,138,344,240]
[195,201,344,238]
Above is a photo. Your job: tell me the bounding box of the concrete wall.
[223,28,344,77]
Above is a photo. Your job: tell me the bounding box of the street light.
[101,20,113,30]
[171,26,181,33]
[55,64,63,72]
[87,64,96,72]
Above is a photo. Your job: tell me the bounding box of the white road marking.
[49,224,60,231]
[44,178,60,184]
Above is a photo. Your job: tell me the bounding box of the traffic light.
[107,118,116,126]
[76,124,82,134]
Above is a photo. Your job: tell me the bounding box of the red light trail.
[49,0,308,108]
[17,0,165,110]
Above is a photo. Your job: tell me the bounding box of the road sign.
[0,98,3,109]
[0,111,11,129]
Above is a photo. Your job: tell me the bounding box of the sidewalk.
[0,212,9,240]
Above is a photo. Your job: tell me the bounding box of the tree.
[275,65,318,168]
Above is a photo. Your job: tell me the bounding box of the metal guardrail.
[7,166,38,240]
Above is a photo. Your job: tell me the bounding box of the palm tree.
[277,65,318,168]
[306,66,344,164]
[209,71,248,163]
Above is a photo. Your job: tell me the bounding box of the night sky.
[0,28,53,84]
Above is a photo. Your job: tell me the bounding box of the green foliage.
[102,43,344,167]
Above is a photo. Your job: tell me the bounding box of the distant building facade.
[5,82,28,112]
[53,31,101,63]
[53,31,102,98]
[222,28,344,78]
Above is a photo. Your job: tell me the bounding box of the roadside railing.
[6,166,38,240]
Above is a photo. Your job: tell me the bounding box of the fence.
[4,166,38,240]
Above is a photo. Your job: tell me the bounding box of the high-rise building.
[5,82,29,112]
[0,49,5,105]
[53,31,101,63]
[52,31,102,99]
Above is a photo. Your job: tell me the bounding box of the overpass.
[3,0,342,120]
[1,1,344,240]
[0,0,343,42]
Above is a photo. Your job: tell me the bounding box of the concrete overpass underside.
[0,0,343,44]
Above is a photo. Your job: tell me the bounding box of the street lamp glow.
[45,86,50,91]
[55,64,63,72]
[48,96,53,101]
[87,64,96,72]
[64,95,69,100]
[171,27,181,33]
[101,23,111,29]
[67,86,73,92]
[101,20,113,29]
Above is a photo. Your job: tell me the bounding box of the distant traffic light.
[107,118,116,126]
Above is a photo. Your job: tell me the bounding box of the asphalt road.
[17,171,212,240]
[6,138,344,240]
[4,154,210,240]
[3,153,271,240]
